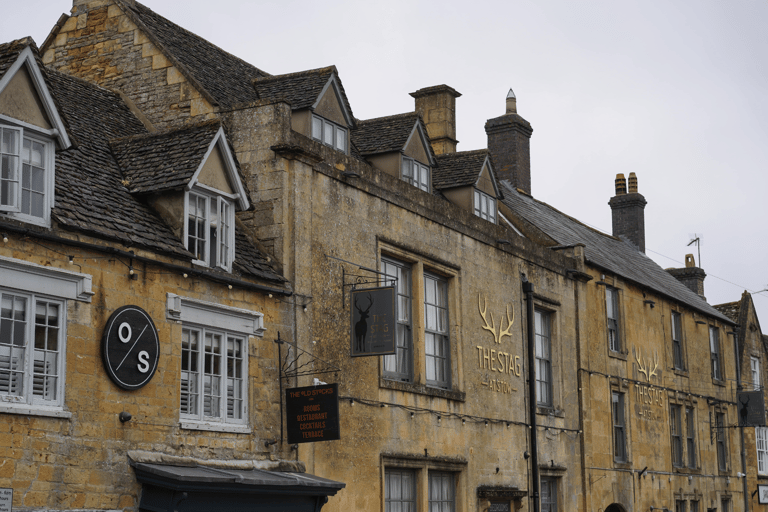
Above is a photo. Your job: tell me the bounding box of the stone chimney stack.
[609,172,647,252]
[485,88,533,194]
[411,85,461,155]
[667,254,707,300]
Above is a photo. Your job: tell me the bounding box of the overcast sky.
[4,0,768,326]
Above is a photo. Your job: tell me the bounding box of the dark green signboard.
[737,390,766,426]
[350,286,396,357]
[286,383,340,444]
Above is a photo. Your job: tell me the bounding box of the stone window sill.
[0,403,71,419]
[180,420,251,434]
[536,406,565,418]
[673,369,689,377]
[608,350,628,361]
[380,378,466,402]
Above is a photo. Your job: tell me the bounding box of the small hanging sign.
[350,286,396,357]
[737,390,766,426]
[286,383,340,444]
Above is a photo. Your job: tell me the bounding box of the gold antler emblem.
[634,348,659,382]
[479,294,514,344]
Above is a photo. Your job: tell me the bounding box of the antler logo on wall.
[634,348,659,382]
[479,294,514,344]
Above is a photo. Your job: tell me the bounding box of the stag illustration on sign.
[634,348,659,382]
[354,292,373,352]
[479,294,514,344]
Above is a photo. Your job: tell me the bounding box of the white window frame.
[401,157,430,192]
[751,356,761,390]
[710,326,722,381]
[385,468,417,512]
[424,273,450,389]
[757,426,768,475]
[612,391,626,462]
[473,189,497,223]
[671,311,684,370]
[0,123,55,227]
[184,188,235,272]
[167,294,265,434]
[0,256,92,418]
[382,257,413,382]
[428,471,455,512]
[535,309,553,407]
[311,114,347,153]
[606,287,621,352]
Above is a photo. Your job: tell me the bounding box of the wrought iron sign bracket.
[326,254,397,308]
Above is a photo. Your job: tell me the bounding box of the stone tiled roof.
[0,40,284,285]
[714,300,741,324]
[500,183,732,323]
[117,0,269,108]
[253,66,354,122]
[352,113,424,156]
[111,120,225,194]
[433,150,495,192]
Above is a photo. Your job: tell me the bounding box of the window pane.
[382,258,412,381]
[181,328,200,415]
[335,126,347,152]
[424,274,449,388]
[312,116,322,140]
[323,121,334,146]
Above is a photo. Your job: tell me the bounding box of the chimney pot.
[615,174,627,195]
[628,172,638,193]
[506,88,517,114]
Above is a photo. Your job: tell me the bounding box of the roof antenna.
[687,233,701,267]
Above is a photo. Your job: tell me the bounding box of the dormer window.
[401,157,430,192]
[186,188,235,271]
[473,189,497,223]
[0,125,54,226]
[312,115,347,153]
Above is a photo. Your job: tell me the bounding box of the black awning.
[132,461,345,512]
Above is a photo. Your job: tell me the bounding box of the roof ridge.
[355,112,420,125]
[253,65,336,84]
[435,149,488,158]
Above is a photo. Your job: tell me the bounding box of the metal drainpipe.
[733,328,749,512]
[524,278,540,512]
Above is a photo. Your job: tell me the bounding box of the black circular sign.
[102,305,160,390]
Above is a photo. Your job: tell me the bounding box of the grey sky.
[4,0,768,325]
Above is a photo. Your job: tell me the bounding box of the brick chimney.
[667,254,707,300]
[485,89,533,194]
[609,172,647,252]
[411,85,461,155]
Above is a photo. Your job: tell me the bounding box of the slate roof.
[714,300,740,324]
[0,40,284,285]
[352,113,425,156]
[116,0,269,108]
[111,120,226,195]
[500,182,732,323]
[0,38,27,81]
[433,150,496,193]
[253,66,354,121]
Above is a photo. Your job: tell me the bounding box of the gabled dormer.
[254,67,354,154]
[0,38,71,227]
[433,150,502,224]
[111,121,249,272]
[351,113,436,192]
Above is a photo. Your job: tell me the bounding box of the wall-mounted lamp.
[119,411,132,423]
[643,300,656,308]
[1,233,8,243]
[638,466,648,478]
[68,256,74,265]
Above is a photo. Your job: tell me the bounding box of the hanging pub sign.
[737,390,766,426]
[286,383,340,444]
[349,286,396,357]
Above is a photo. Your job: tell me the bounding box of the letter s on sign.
[137,350,150,373]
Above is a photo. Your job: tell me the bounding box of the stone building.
[715,292,768,512]
[0,1,757,512]
[500,166,741,512]
[0,36,344,512]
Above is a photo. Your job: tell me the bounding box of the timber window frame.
[382,455,465,512]
[385,468,417,512]
[401,156,430,192]
[756,427,768,475]
[311,114,347,153]
[715,411,728,472]
[167,294,265,433]
[379,247,461,397]
[751,356,761,391]
[428,471,456,512]
[612,390,627,463]
[540,476,558,512]
[709,326,722,382]
[671,311,685,371]
[671,404,683,467]
[606,286,622,353]
[185,188,235,272]
[473,189,497,223]
[0,124,55,227]
[535,309,553,407]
